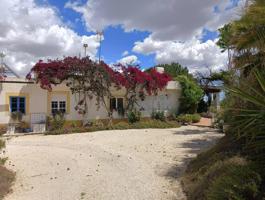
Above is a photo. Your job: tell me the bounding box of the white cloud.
[0,0,101,76]
[122,51,129,57]
[117,55,139,65]
[133,36,228,73]
[66,0,243,41]
[66,0,244,72]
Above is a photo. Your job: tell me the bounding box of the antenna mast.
[97,31,103,63]
[0,52,20,78]
[0,52,5,76]
[83,43,88,57]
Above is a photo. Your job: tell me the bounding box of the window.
[51,101,66,114]
[10,97,26,114]
[110,98,124,115]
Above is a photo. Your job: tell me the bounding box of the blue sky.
[39,0,156,68]
[0,0,242,74]
[37,0,230,69]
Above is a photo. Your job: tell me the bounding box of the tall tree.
[153,63,190,78]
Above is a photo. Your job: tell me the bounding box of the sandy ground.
[3,126,222,200]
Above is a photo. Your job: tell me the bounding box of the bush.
[48,112,65,131]
[151,111,166,121]
[190,114,201,123]
[127,110,141,124]
[46,120,180,135]
[176,114,201,124]
[181,135,264,200]
[0,140,5,150]
[46,128,69,135]
[176,75,203,114]
[206,163,261,200]
[131,120,180,129]
[112,121,130,130]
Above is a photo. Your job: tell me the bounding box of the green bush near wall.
[176,75,203,114]
[176,114,201,124]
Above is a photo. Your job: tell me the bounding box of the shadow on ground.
[164,127,222,180]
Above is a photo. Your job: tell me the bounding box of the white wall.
[0,79,181,124]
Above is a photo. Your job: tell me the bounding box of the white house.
[0,76,181,131]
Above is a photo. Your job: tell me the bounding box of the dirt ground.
[4,126,222,200]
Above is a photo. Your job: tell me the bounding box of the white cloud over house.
[0,0,101,76]
[67,0,244,72]
[117,55,139,65]
[133,37,228,73]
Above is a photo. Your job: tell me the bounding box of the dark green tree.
[155,63,190,78]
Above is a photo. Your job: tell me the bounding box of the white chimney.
[155,67,164,73]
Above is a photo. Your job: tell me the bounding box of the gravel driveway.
[4,126,222,200]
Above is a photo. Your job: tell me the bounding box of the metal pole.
[97,31,103,63]
[83,44,88,57]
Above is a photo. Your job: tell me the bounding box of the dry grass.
[0,165,14,199]
[181,135,263,200]
[0,138,15,200]
[0,165,15,200]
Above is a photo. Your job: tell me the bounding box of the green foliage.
[151,111,166,121]
[0,140,5,150]
[176,75,203,114]
[48,112,66,131]
[181,135,263,200]
[46,120,180,135]
[216,23,233,52]
[227,70,265,162]
[206,164,261,200]
[176,114,201,124]
[155,63,190,78]
[127,110,141,124]
[130,120,180,129]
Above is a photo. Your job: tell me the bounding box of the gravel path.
[4,126,222,200]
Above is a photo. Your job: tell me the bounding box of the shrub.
[48,112,65,131]
[92,119,105,128]
[127,110,141,124]
[131,120,180,129]
[206,163,261,200]
[46,120,180,135]
[151,111,166,121]
[190,114,201,123]
[0,140,5,150]
[176,114,201,124]
[176,75,203,114]
[46,128,69,135]
[112,122,130,130]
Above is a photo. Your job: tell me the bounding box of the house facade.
[0,77,181,129]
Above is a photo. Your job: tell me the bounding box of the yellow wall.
[5,92,30,114]
[47,91,71,114]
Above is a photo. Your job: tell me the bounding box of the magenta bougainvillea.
[111,64,172,110]
[27,57,171,117]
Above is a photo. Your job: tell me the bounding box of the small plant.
[151,110,166,121]
[112,121,130,130]
[48,112,65,131]
[0,139,7,165]
[10,111,23,122]
[191,114,201,123]
[127,110,141,124]
[176,114,201,124]
[0,139,5,150]
[92,119,105,128]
